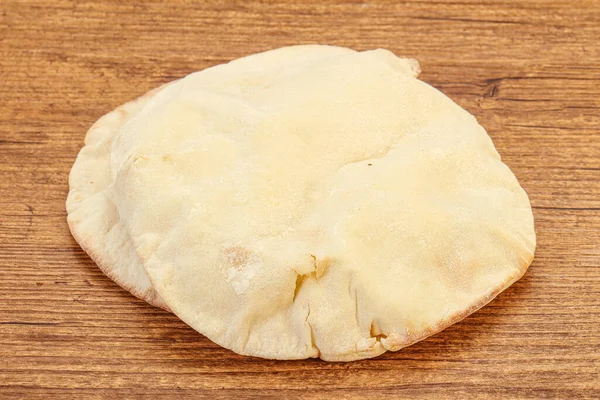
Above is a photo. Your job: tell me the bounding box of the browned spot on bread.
[223,246,252,269]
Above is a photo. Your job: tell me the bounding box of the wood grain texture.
[1,0,599,398]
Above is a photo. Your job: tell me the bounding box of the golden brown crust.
[67,222,170,311]
[382,251,535,354]
[67,82,176,311]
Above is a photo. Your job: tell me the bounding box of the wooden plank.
[1,0,599,398]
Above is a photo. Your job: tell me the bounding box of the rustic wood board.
[1,1,599,398]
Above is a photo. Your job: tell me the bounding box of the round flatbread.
[69,45,536,361]
[67,83,175,310]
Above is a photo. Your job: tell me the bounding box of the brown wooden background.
[1,1,599,398]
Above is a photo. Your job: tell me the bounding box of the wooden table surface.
[1,1,599,398]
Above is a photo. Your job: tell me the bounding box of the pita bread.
[68,45,535,361]
[67,83,175,310]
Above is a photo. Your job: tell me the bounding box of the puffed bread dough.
[67,45,535,360]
